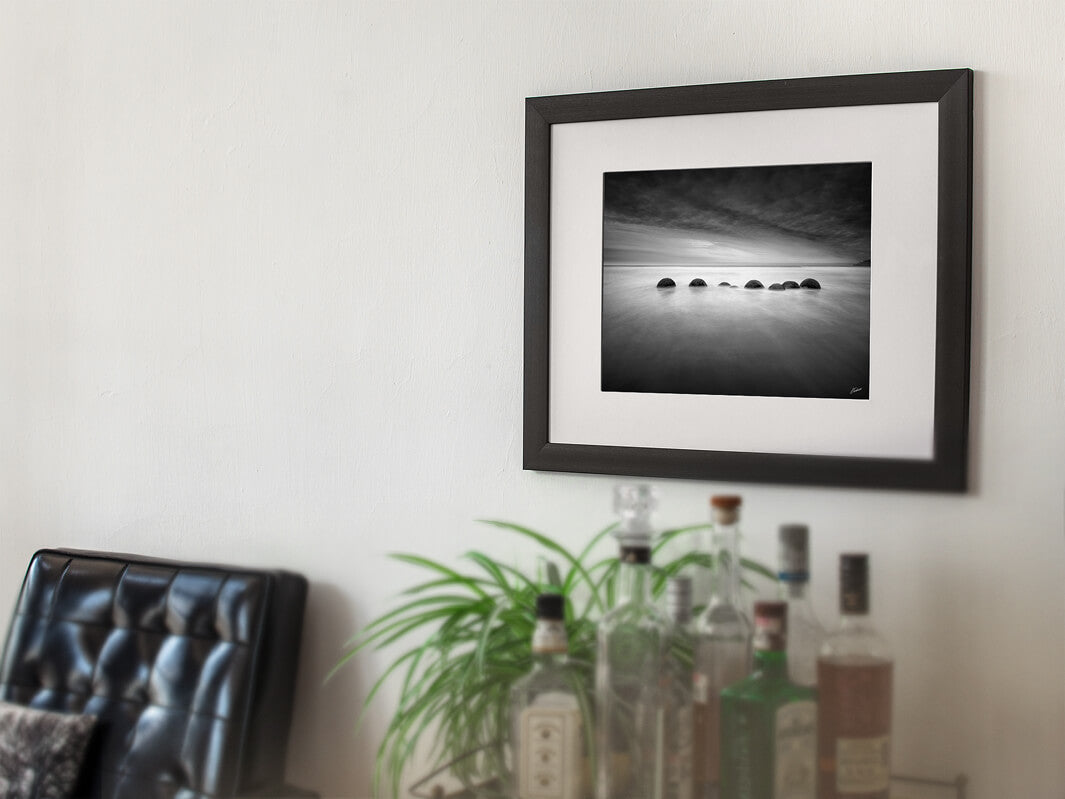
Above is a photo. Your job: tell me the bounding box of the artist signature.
[850,387,864,395]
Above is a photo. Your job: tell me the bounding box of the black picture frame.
[524,69,972,491]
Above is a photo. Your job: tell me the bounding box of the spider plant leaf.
[348,593,491,647]
[476,520,604,612]
[564,520,615,594]
[654,523,709,552]
[369,605,491,652]
[389,553,491,599]
[473,601,505,674]
[741,556,776,582]
[545,559,563,588]
[564,522,617,598]
[400,575,493,596]
[464,550,541,603]
[574,521,617,563]
[342,645,424,731]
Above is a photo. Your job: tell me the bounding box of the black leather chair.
[0,549,316,798]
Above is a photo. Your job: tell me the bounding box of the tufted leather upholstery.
[0,549,314,799]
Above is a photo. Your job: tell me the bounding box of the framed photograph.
[524,69,972,491]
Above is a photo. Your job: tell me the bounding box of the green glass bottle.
[720,600,817,799]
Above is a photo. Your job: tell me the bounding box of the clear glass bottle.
[596,484,669,799]
[693,495,752,799]
[720,600,818,799]
[664,577,695,799]
[511,593,585,799]
[816,554,893,799]
[777,524,824,688]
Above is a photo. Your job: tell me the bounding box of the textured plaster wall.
[2,2,1063,798]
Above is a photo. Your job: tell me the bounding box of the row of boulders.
[657,277,821,290]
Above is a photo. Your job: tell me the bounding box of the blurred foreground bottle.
[664,576,696,799]
[692,495,752,799]
[720,600,817,799]
[510,593,585,799]
[596,484,669,799]
[777,524,824,688]
[816,554,893,799]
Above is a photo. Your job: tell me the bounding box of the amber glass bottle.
[816,554,893,799]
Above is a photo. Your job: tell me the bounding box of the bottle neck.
[838,611,872,632]
[781,580,810,601]
[670,608,693,627]
[616,559,654,606]
[711,524,743,604]
[752,647,789,679]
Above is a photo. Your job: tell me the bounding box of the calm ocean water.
[601,265,871,399]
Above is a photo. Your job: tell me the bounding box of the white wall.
[2,2,1063,798]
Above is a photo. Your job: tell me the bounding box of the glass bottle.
[663,577,695,799]
[816,554,893,799]
[777,524,824,688]
[720,600,818,799]
[596,484,669,799]
[692,495,752,799]
[511,593,585,799]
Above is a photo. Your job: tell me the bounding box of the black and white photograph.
[525,69,971,489]
[601,162,873,399]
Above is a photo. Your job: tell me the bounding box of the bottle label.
[531,620,569,654]
[774,701,816,799]
[692,672,709,703]
[519,706,582,799]
[835,735,890,793]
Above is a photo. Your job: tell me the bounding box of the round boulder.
[768,283,785,291]
[782,280,800,289]
[800,278,821,289]
[744,279,764,289]
[718,281,732,287]
[657,277,676,288]
[689,278,708,287]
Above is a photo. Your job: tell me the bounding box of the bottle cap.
[839,553,870,614]
[535,593,565,621]
[753,599,788,651]
[666,576,693,623]
[531,594,568,654]
[613,484,657,550]
[778,524,810,583]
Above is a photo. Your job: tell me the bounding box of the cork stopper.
[710,494,742,526]
[753,599,788,651]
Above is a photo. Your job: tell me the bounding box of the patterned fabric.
[0,701,96,799]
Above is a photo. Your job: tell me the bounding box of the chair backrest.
[0,549,308,799]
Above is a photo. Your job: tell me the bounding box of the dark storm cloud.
[603,162,872,264]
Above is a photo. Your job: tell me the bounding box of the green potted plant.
[331,520,773,799]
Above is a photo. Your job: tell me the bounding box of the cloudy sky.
[602,162,872,266]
